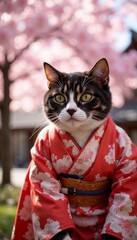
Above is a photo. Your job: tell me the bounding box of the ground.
[0,185,20,240]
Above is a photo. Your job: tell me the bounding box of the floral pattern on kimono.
[11,117,137,240]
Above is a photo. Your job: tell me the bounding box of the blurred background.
[0,0,137,238]
[1,0,137,184]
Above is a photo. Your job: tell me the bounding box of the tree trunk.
[1,60,11,185]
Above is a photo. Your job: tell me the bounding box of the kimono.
[11,116,137,240]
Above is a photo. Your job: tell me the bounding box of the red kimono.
[11,117,137,240]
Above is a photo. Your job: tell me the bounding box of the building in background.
[112,29,137,145]
[0,110,45,167]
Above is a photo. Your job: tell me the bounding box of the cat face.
[43,58,112,131]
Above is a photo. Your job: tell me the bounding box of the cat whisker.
[30,125,43,140]
[30,112,46,140]
[46,113,59,124]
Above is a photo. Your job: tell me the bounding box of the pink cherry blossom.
[0,0,137,111]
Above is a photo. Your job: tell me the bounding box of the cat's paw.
[102,234,120,240]
[53,231,72,240]
[63,234,72,240]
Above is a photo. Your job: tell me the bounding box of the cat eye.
[55,94,65,103]
[80,93,92,102]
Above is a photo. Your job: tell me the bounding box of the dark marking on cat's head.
[43,58,112,126]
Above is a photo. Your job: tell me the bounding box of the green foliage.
[0,184,20,206]
[0,205,17,239]
[0,185,20,240]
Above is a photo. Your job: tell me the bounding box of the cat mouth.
[58,111,88,127]
[67,116,84,122]
[65,119,82,128]
[64,117,87,129]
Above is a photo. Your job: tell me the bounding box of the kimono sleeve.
[102,127,137,240]
[30,128,75,239]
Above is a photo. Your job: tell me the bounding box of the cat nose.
[67,109,77,116]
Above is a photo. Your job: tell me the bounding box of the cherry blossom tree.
[0,0,137,185]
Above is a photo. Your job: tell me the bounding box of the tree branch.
[54,34,91,66]
[10,36,40,64]
[11,66,42,82]
[10,23,64,64]
[10,6,77,64]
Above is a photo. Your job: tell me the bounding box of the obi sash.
[59,173,111,207]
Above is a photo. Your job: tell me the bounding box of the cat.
[12,58,137,240]
[43,58,118,240]
[43,58,111,148]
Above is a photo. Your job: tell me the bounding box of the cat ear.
[43,62,60,86]
[88,58,109,85]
